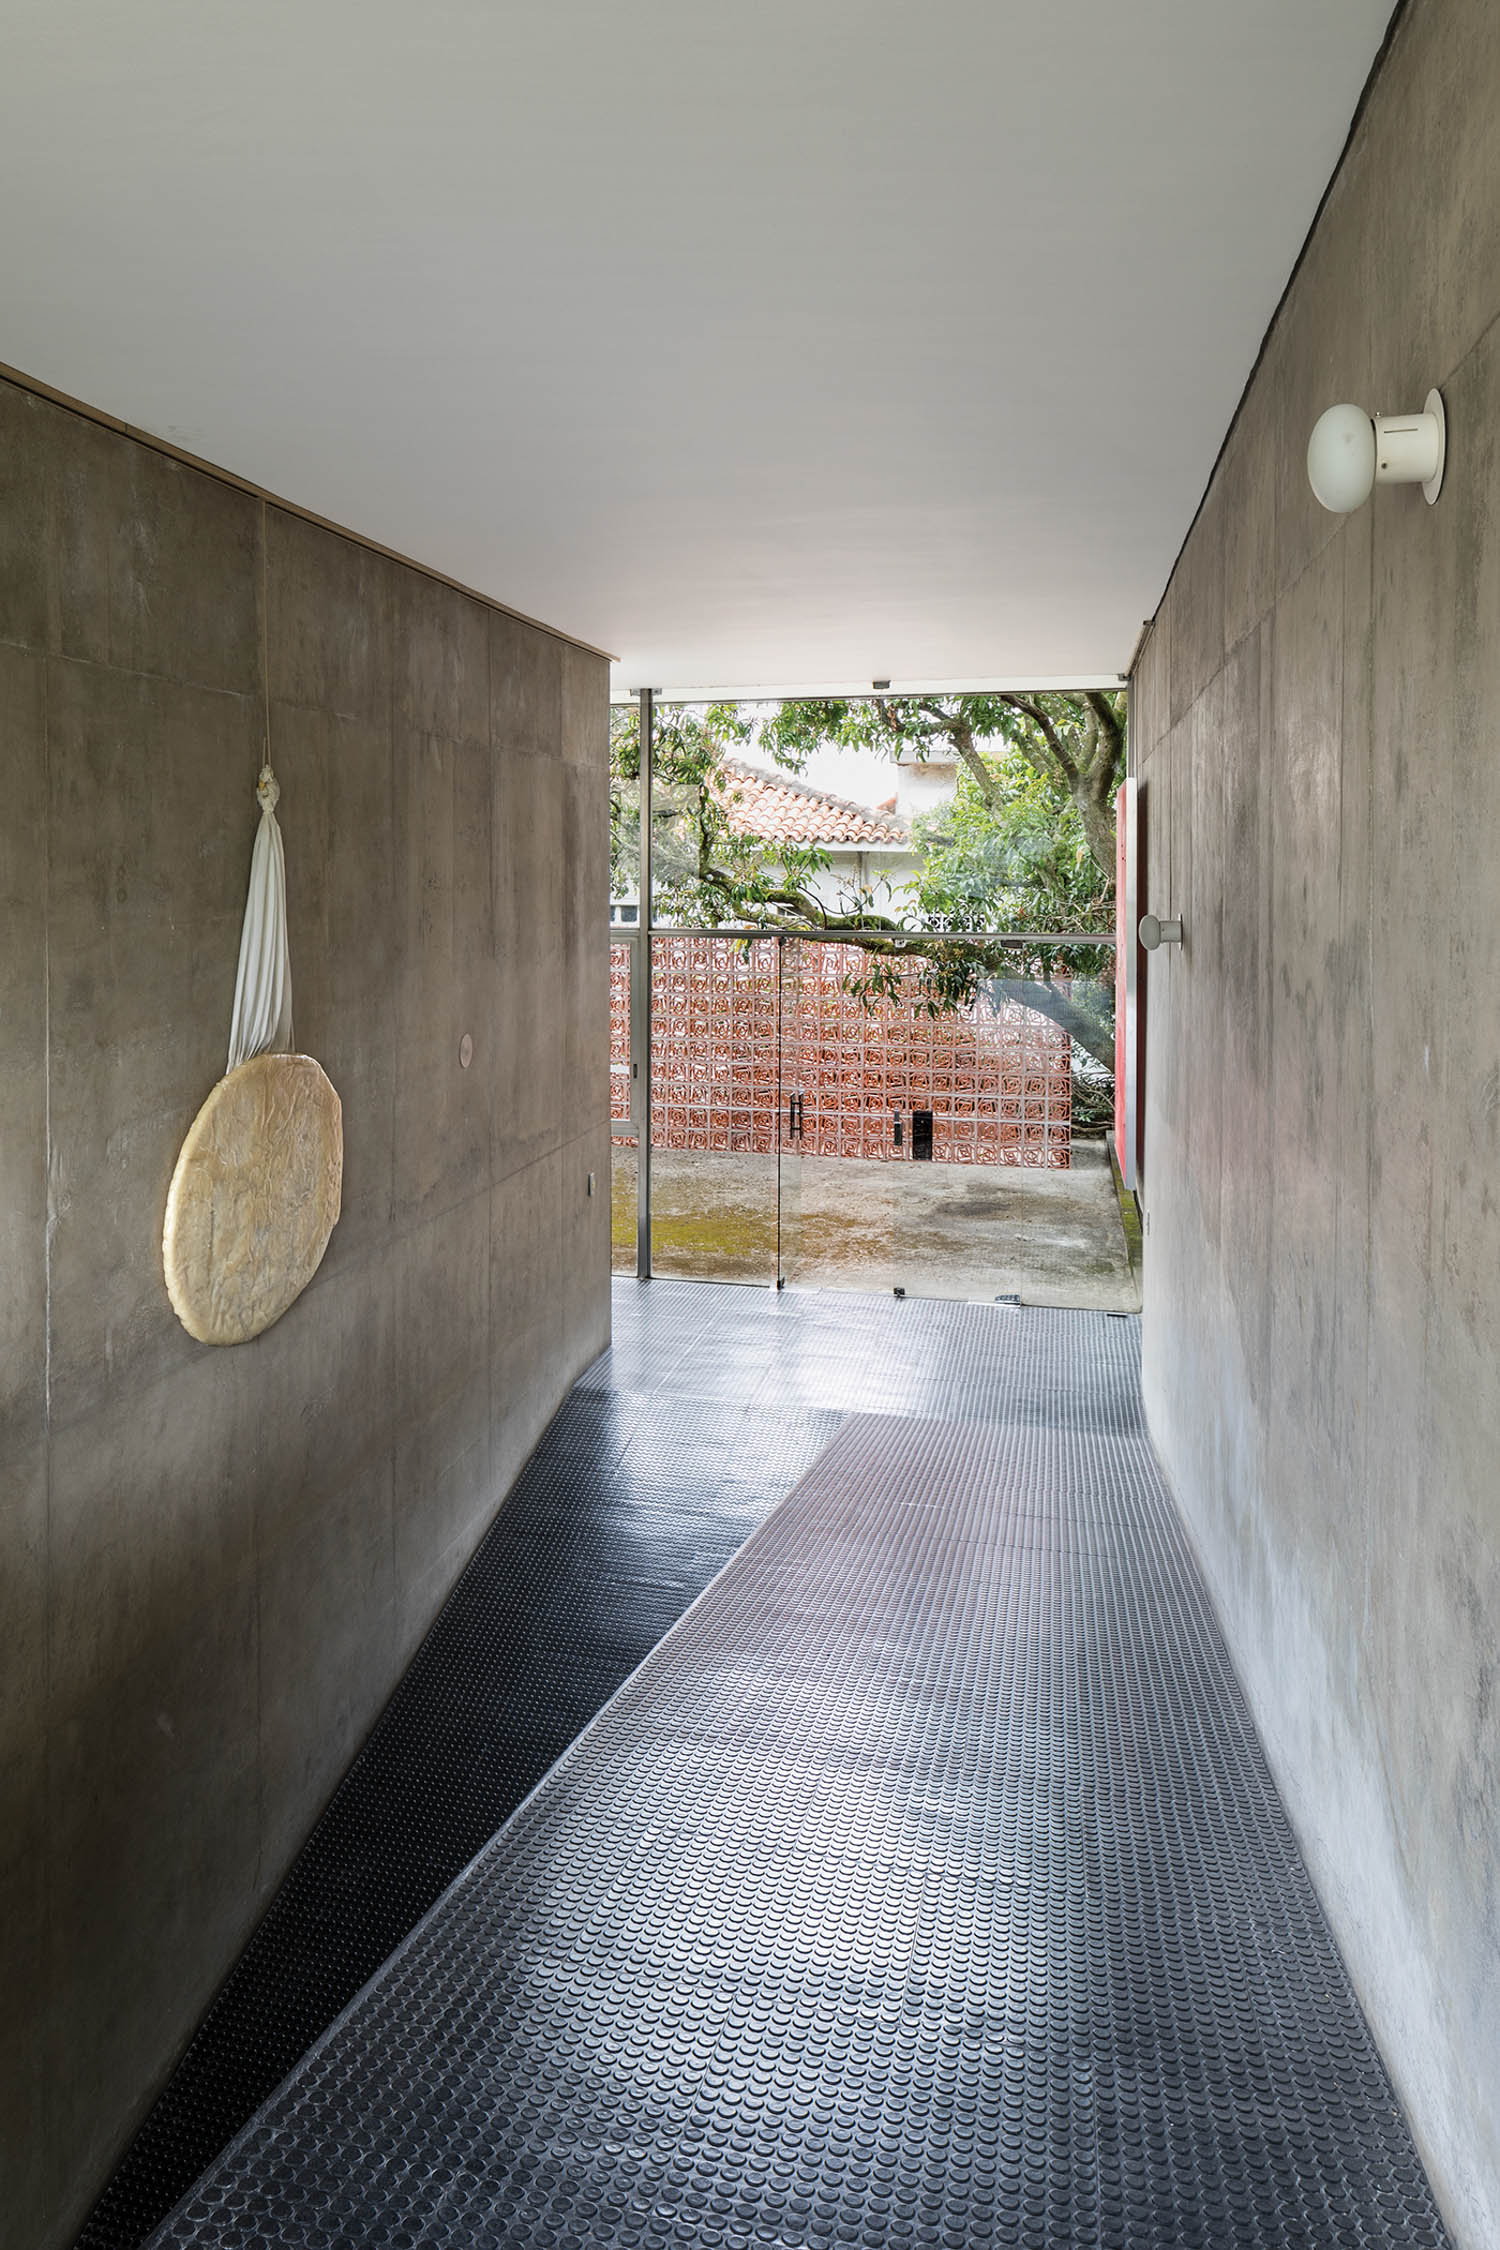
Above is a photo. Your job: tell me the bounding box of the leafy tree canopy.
[758,690,1125,886]
[610,689,1126,1073]
[912,747,1113,941]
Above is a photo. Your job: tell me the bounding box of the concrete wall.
[1130,1,1499,2240]
[0,376,611,2248]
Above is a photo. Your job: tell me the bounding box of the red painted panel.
[1114,784,1129,1176]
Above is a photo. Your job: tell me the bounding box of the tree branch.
[695,862,904,935]
[998,694,1080,786]
[1083,689,1125,781]
[952,736,1004,813]
[997,976,1114,1071]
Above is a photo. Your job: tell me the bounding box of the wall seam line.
[39,595,57,2223]
[250,495,269,1900]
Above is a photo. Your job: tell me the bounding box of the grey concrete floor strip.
[146,1286,1449,2249]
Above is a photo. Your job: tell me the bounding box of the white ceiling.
[0,0,1390,695]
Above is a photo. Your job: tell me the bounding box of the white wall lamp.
[1138,914,1182,950]
[1307,390,1445,512]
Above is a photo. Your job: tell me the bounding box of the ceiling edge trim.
[609,675,1125,705]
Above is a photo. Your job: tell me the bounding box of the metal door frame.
[608,684,1118,1285]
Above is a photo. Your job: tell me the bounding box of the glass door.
[776,936,808,1287]
[649,933,779,1284]
[767,935,1135,1309]
[608,922,1136,1307]
[882,938,1130,1308]
[609,935,641,1274]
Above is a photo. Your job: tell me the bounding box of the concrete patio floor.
[612,1136,1140,1312]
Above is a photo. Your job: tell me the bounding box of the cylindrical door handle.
[1138,913,1183,950]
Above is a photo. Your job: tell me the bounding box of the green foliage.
[614,692,1124,935]
[609,691,1125,1076]
[611,700,902,931]
[914,747,1109,929]
[760,689,1126,893]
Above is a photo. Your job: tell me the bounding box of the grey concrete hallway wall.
[1129,1,1499,2240]
[0,375,611,2249]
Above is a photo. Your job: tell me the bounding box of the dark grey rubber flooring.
[79,1339,841,2250]
[141,1282,1449,2249]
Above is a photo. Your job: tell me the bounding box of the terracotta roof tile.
[714,759,909,848]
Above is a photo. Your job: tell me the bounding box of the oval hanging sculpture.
[164,1054,343,1345]
[163,765,343,1344]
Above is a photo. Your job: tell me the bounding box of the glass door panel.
[608,937,639,1274]
[614,922,1135,1306]
[778,936,903,1294]
[776,937,806,1287]
[886,940,1132,1307]
[971,952,1133,1309]
[768,937,1136,1311]
[648,933,779,1283]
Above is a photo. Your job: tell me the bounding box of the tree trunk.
[1075,781,1118,883]
[989,975,1114,1072]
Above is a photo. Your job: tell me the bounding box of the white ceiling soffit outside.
[0,0,1392,699]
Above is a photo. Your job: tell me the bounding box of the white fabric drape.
[227,765,293,1073]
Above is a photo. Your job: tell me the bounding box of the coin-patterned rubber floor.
[118,1280,1452,2249]
[79,1325,841,2250]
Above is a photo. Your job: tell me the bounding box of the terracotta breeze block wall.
[611,935,1073,1166]
[0,375,611,2250]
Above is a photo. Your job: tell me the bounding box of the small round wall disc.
[163,1053,343,1345]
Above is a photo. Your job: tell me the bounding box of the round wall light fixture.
[1307,389,1445,512]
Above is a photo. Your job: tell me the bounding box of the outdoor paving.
[612,1137,1139,1312]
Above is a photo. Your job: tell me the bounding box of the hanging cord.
[258,499,274,768]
